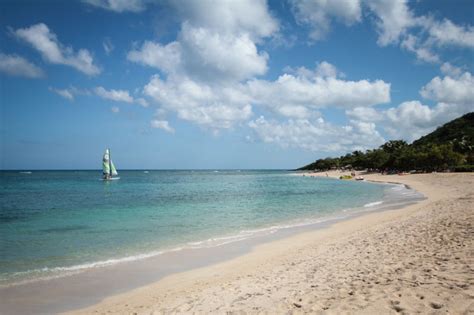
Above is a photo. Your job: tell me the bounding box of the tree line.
[299,113,474,173]
[298,140,474,172]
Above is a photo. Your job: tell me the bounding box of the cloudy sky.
[1,0,473,169]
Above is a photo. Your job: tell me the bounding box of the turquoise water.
[0,170,388,285]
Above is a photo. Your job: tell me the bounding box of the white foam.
[364,200,383,207]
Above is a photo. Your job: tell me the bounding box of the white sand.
[67,172,474,314]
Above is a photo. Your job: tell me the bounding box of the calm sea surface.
[1,170,393,285]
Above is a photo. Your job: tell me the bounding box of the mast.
[108,148,112,177]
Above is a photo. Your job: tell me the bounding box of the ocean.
[0,170,421,286]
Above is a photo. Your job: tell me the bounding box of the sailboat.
[102,148,120,181]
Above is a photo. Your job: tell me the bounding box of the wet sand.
[65,172,474,314]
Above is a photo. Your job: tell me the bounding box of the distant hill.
[298,112,474,172]
[412,112,474,154]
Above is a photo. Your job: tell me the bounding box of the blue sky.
[1,0,473,170]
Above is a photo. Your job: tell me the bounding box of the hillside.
[412,112,474,153]
[298,112,474,172]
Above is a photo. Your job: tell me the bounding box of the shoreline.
[1,172,471,314]
[0,177,416,289]
[0,176,421,314]
[63,171,473,314]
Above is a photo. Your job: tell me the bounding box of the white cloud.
[144,75,252,130]
[49,87,74,100]
[128,0,278,86]
[127,41,181,74]
[151,119,175,133]
[346,71,474,142]
[420,72,474,105]
[130,3,390,135]
[95,86,149,106]
[427,18,474,49]
[111,106,120,113]
[128,23,269,83]
[247,63,390,117]
[179,23,269,82]
[14,23,100,76]
[142,60,390,128]
[290,0,362,40]
[314,61,341,78]
[440,62,463,78]
[170,0,279,40]
[0,53,44,78]
[248,116,385,152]
[129,0,279,130]
[400,34,439,63]
[103,38,114,55]
[366,0,415,46]
[83,0,147,12]
[95,86,134,103]
[365,0,474,64]
[383,101,469,141]
[346,107,383,122]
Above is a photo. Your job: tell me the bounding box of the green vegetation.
[298,112,474,172]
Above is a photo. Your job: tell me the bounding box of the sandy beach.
[65,171,474,314]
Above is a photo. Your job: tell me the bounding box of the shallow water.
[0,170,405,285]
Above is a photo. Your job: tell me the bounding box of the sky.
[0,0,473,170]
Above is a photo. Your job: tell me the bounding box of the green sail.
[110,161,118,176]
[102,160,110,174]
[102,149,111,175]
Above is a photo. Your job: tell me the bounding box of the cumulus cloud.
[127,41,181,73]
[420,72,474,105]
[346,71,474,142]
[141,60,390,128]
[440,62,463,78]
[144,75,252,130]
[129,3,389,135]
[247,63,390,118]
[128,0,278,84]
[365,0,474,63]
[14,23,100,75]
[427,18,474,49]
[95,86,134,103]
[290,0,362,40]
[0,53,44,78]
[178,23,269,82]
[400,34,440,63]
[366,0,415,46]
[151,119,175,133]
[83,0,147,12]
[289,0,474,64]
[383,101,470,141]
[170,0,279,40]
[248,116,385,152]
[128,23,269,83]
[345,107,383,122]
[95,86,149,106]
[129,0,278,130]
